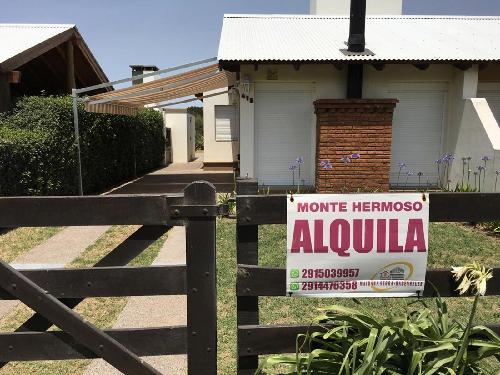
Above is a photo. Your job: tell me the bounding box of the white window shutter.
[215,105,238,141]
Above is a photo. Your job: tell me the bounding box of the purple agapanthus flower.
[417,171,424,176]
[296,157,304,165]
[407,171,414,176]
[320,160,333,170]
[481,156,491,162]
[398,162,406,168]
[288,164,297,171]
[435,159,442,165]
[340,156,351,164]
[477,165,485,172]
[442,154,455,165]
[496,169,500,175]
[351,153,361,159]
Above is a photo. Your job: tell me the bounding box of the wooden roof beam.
[333,62,344,70]
[453,62,473,71]
[413,63,430,70]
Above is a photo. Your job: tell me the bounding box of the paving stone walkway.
[84,226,187,375]
[0,226,110,319]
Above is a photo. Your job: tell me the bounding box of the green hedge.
[0,96,164,196]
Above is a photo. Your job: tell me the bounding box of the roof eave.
[0,27,74,72]
[0,26,110,90]
[219,59,500,70]
[72,27,111,90]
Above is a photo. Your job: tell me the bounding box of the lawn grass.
[0,227,63,263]
[217,219,500,374]
[0,225,169,375]
[0,221,497,374]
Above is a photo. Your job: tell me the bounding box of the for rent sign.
[286,193,429,297]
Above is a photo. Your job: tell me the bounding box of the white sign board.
[286,193,429,297]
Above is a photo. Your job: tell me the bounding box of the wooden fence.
[0,181,218,375]
[235,177,500,375]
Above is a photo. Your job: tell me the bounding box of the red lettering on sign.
[291,220,312,253]
[353,219,373,253]
[405,219,427,252]
[389,219,404,252]
[314,220,328,253]
[330,219,350,257]
[376,219,386,253]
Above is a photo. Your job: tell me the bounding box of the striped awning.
[84,63,235,115]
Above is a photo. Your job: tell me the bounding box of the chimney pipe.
[347,0,366,52]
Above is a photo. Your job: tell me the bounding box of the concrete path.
[84,226,187,375]
[0,226,110,319]
[107,151,234,195]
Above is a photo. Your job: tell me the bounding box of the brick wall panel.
[314,99,398,193]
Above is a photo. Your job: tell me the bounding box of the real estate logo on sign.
[286,193,430,297]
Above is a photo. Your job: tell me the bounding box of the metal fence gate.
[0,181,218,374]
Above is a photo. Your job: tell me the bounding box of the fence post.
[236,177,259,374]
[184,181,217,374]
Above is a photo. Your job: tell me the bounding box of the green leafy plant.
[481,221,500,235]
[217,192,236,216]
[187,106,204,150]
[449,183,477,192]
[257,266,498,374]
[0,96,164,195]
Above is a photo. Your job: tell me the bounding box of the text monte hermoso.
[286,193,430,297]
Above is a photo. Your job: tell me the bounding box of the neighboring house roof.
[218,15,500,63]
[0,23,108,86]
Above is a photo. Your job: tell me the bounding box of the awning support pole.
[72,89,83,196]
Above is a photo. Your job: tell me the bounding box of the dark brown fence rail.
[235,177,500,375]
[0,181,217,375]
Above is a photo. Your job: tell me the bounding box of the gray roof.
[0,24,74,65]
[218,15,500,62]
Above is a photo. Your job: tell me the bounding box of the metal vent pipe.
[347,0,367,52]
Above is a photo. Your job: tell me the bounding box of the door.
[254,83,314,186]
[388,83,447,187]
[477,82,500,123]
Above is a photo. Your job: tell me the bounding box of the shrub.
[0,96,164,195]
[188,106,204,150]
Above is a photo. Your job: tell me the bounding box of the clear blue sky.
[1,0,500,82]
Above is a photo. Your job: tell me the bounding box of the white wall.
[239,63,460,181]
[164,109,196,163]
[310,0,402,15]
[203,89,239,164]
[448,99,500,192]
[239,64,346,179]
[238,63,500,190]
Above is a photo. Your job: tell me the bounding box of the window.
[215,105,238,141]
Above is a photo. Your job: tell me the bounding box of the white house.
[214,0,500,192]
[202,88,239,170]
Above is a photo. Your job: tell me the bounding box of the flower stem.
[453,294,479,372]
